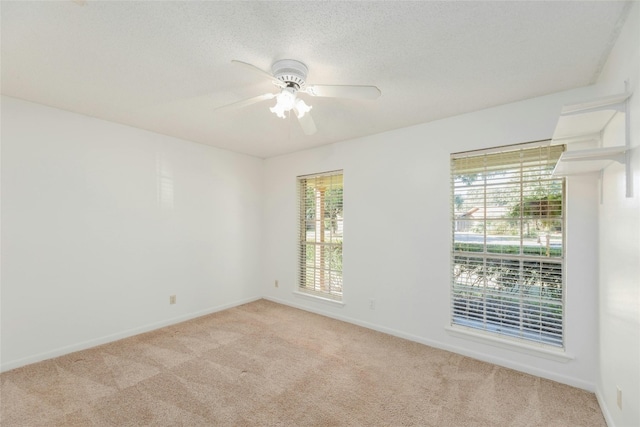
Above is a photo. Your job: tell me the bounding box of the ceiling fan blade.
[231,60,286,88]
[215,93,276,111]
[296,111,317,135]
[303,84,381,100]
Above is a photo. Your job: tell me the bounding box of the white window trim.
[293,290,346,307]
[445,325,573,362]
[297,170,344,301]
[450,141,566,349]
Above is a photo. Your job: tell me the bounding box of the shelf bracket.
[550,88,632,197]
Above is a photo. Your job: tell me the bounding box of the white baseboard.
[3,294,597,395]
[0,296,261,373]
[596,387,616,427]
[263,296,595,392]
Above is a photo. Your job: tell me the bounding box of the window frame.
[297,170,344,302]
[450,141,566,350]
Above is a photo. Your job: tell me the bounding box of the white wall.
[263,84,603,391]
[0,97,264,371]
[2,8,637,421]
[593,3,640,426]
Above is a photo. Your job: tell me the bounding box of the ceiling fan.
[217,59,381,135]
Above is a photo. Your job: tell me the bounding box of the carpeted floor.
[0,299,605,426]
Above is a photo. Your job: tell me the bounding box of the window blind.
[298,171,343,301]
[451,144,565,347]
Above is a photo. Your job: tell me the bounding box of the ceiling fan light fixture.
[269,87,310,119]
[269,89,294,118]
[269,101,287,119]
[294,99,312,118]
[226,58,380,136]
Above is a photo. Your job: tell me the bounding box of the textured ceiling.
[1,1,632,158]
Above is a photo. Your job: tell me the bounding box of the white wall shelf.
[552,146,626,176]
[551,91,632,197]
[552,92,630,144]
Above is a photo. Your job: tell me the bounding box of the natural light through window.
[450,143,565,347]
[298,171,343,301]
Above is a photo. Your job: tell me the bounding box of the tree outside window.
[298,171,343,300]
[451,145,565,347]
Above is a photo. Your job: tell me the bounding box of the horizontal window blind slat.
[298,170,344,301]
[452,145,564,174]
[451,143,565,348]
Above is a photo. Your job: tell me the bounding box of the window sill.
[445,325,574,362]
[293,291,345,307]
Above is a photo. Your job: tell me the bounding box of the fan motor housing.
[272,59,308,90]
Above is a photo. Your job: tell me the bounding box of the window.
[451,143,565,347]
[298,171,343,301]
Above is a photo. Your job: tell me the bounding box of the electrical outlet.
[616,387,622,409]
[169,295,176,305]
[369,298,375,310]
[275,280,279,288]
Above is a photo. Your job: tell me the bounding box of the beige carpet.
[1,299,605,426]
